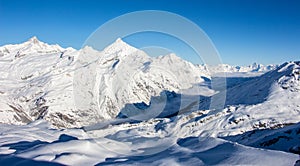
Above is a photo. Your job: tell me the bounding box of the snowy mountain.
[0,37,299,165]
[73,39,205,124]
[0,37,206,128]
[0,37,77,127]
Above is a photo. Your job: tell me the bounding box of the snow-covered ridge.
[0,36,74,58]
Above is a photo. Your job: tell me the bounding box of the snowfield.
[0,120,298,165]
[0,37,299,165]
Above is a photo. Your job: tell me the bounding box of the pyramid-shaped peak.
[115,38,123,43]
[111,38,132,47]
[28,36,40,44]
[110,38,131,47]
[103,38,139,55]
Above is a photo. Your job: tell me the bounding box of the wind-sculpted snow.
[0,120,298,165]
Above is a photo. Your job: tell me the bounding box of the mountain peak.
[28,36,40,44]
[16,36,64,53]
[115,38,123,43]
[111,37,129,47]
[103,38,139,56]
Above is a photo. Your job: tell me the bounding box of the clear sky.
[0,0,299,65]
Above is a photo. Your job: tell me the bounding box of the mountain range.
[0,37,299,165]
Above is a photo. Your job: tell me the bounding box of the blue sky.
[0,0,299,65]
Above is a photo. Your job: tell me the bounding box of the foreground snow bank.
[0,120,298,165]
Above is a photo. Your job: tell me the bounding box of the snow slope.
[0,120,298,166]
[194,61,300,136]
[222,122,300,154]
